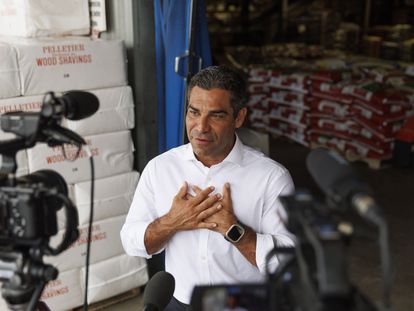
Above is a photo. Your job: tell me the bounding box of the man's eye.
[212,113,226,119]
[188,110,199,116]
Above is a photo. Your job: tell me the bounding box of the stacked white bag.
[0,1,148,310]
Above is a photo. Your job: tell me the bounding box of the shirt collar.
[183,134,244,166]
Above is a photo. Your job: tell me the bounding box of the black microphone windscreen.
[306,148,371,202]
[62,91,99,120]
[143,271,175,311]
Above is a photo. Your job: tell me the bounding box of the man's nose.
[196,115,210,132]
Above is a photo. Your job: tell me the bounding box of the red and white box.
[2,37,127,95]
[64,86,135,136]
[81,253,148,304]
[68,171,140,226]
[40,268,83,311]
[0,42,20,98]
[45,214,128,271]
[27,130,134,184]
[0,0,90,37]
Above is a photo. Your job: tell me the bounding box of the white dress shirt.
[120,136,295,304]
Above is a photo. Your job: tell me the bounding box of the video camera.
[0,90,99,311]
[191,149,392,311]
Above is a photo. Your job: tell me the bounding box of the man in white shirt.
[121,66,295,310]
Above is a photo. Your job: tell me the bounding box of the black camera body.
[0,91,99,311]
[0,169,72,246]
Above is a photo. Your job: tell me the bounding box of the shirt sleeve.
[255,168,295,274]
[120,160,161,258]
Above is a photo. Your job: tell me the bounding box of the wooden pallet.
[71,287,141,311]
[345,152,392,170]
[309,143,391,169]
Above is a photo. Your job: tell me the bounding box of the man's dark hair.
[187,65,247,117]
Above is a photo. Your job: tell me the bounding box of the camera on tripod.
[191,148,391,311]
[0,90,99,311]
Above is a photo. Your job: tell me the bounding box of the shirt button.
[201,256,207,261]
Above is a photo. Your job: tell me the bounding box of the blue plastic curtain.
[154,0,212,152]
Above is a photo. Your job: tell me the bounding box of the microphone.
[306,148,382,223]
[143,271,175,311]
[41,91,99,121]
[42,125,86,146]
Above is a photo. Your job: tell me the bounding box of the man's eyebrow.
[209,109,228,115]
[187,105,199,111]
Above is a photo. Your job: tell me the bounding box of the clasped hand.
[166,182,237,235]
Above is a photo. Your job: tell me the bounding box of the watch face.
[226,224,245,243]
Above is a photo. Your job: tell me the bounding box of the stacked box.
[0,43,20,99]
[0,0,90,37]
[0,3,147,309]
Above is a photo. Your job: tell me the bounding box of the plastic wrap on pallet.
[40,268,83,311]
[0,0,90,37]
[0,37,127,96]
[27,130,134,184]
[67,171,140,227]
[63,86,135,136]
[45,214,128,271]
[0,43,20,99]
[81,253,148,304]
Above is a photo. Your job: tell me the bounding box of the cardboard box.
[0,0,90,37]
[69,171,140,226]
[81,253,148,304]
[45,214,128,271]
[0,42,20,99]
[40,268,83,311]
[64,86,135,136]
[3,37,127,95]
[27,130,134,184]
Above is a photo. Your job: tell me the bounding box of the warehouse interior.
[0,0,413,311]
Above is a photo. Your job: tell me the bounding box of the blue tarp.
[154,0,212,152]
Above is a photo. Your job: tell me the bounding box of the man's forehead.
[188,87,232,110]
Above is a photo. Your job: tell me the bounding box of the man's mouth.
[193,137,212,144]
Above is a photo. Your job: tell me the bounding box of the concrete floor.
[104,137,414,311]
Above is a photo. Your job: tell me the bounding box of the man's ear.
[235,107,247,128]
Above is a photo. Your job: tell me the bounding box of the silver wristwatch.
[224,223,245,243]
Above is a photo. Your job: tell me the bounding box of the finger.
[190,186,215,205]
[197,221,218,230]
[195,193,221,212]
[192,185,202,194]
[197,203,222,221]
[223,182,231,202]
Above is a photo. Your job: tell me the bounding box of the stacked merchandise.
[246,68,271,130]
[0,1,147,310]
[308,70,358,155]
[246,61,414,167]
[266,70,311,147]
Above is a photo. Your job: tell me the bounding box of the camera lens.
[18,170,68,196]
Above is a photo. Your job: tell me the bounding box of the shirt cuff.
[256,233,278,274]
[120,220,154,259]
